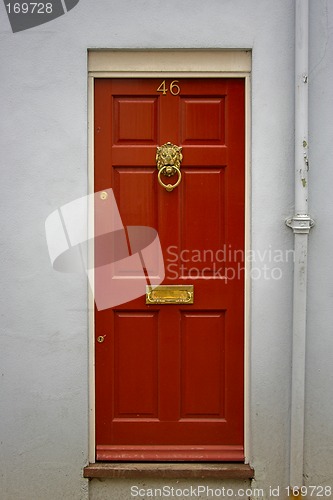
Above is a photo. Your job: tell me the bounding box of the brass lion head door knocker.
[156,142,183,192]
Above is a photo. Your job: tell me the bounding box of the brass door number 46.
[157,80,181,96]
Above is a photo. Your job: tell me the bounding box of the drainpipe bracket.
[285,214,315,234]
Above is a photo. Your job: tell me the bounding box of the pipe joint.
[286,214,315,234]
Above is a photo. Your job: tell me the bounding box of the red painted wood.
[96,445,244,462]
[114,312,159,418]
[94,78,245,461]
[180,312,225,418]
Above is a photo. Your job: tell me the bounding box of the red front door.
[94,78,245,461]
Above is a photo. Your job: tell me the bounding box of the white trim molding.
[87,49,252,465]
[88,49,251,78]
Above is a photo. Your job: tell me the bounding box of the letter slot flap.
[146,285,194,304]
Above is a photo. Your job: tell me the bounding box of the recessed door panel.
[180,168,225,274]
[114,311,159,418]
[180,311,226,418]
[180,98,225,143]
[113,97,158,144]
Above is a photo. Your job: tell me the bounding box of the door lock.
[100,191,108,200]
[97,335,106,343]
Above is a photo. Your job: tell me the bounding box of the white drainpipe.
[286,0,314,489]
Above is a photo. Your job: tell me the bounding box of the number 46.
[157,80,181,96]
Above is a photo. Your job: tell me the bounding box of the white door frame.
[87,49,252,464]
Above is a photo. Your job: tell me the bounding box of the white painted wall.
[305,0,333,489]
[0,0,331,499]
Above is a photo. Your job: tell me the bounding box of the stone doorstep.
[83,463,254,479]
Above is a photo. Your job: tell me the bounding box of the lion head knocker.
[156,142,183,192]
[156,142,183,177]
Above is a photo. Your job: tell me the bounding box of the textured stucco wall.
[0,0,331,499]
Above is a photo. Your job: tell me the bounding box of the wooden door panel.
[111,147,157,166]
[180,168,225,271]
[113,168,157,227]
[95,78,245,461]
[180,98,226,144]
[180,311,225,418]
[114,311,159,418]
[113,97,158,144]
[181,148,228,166]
